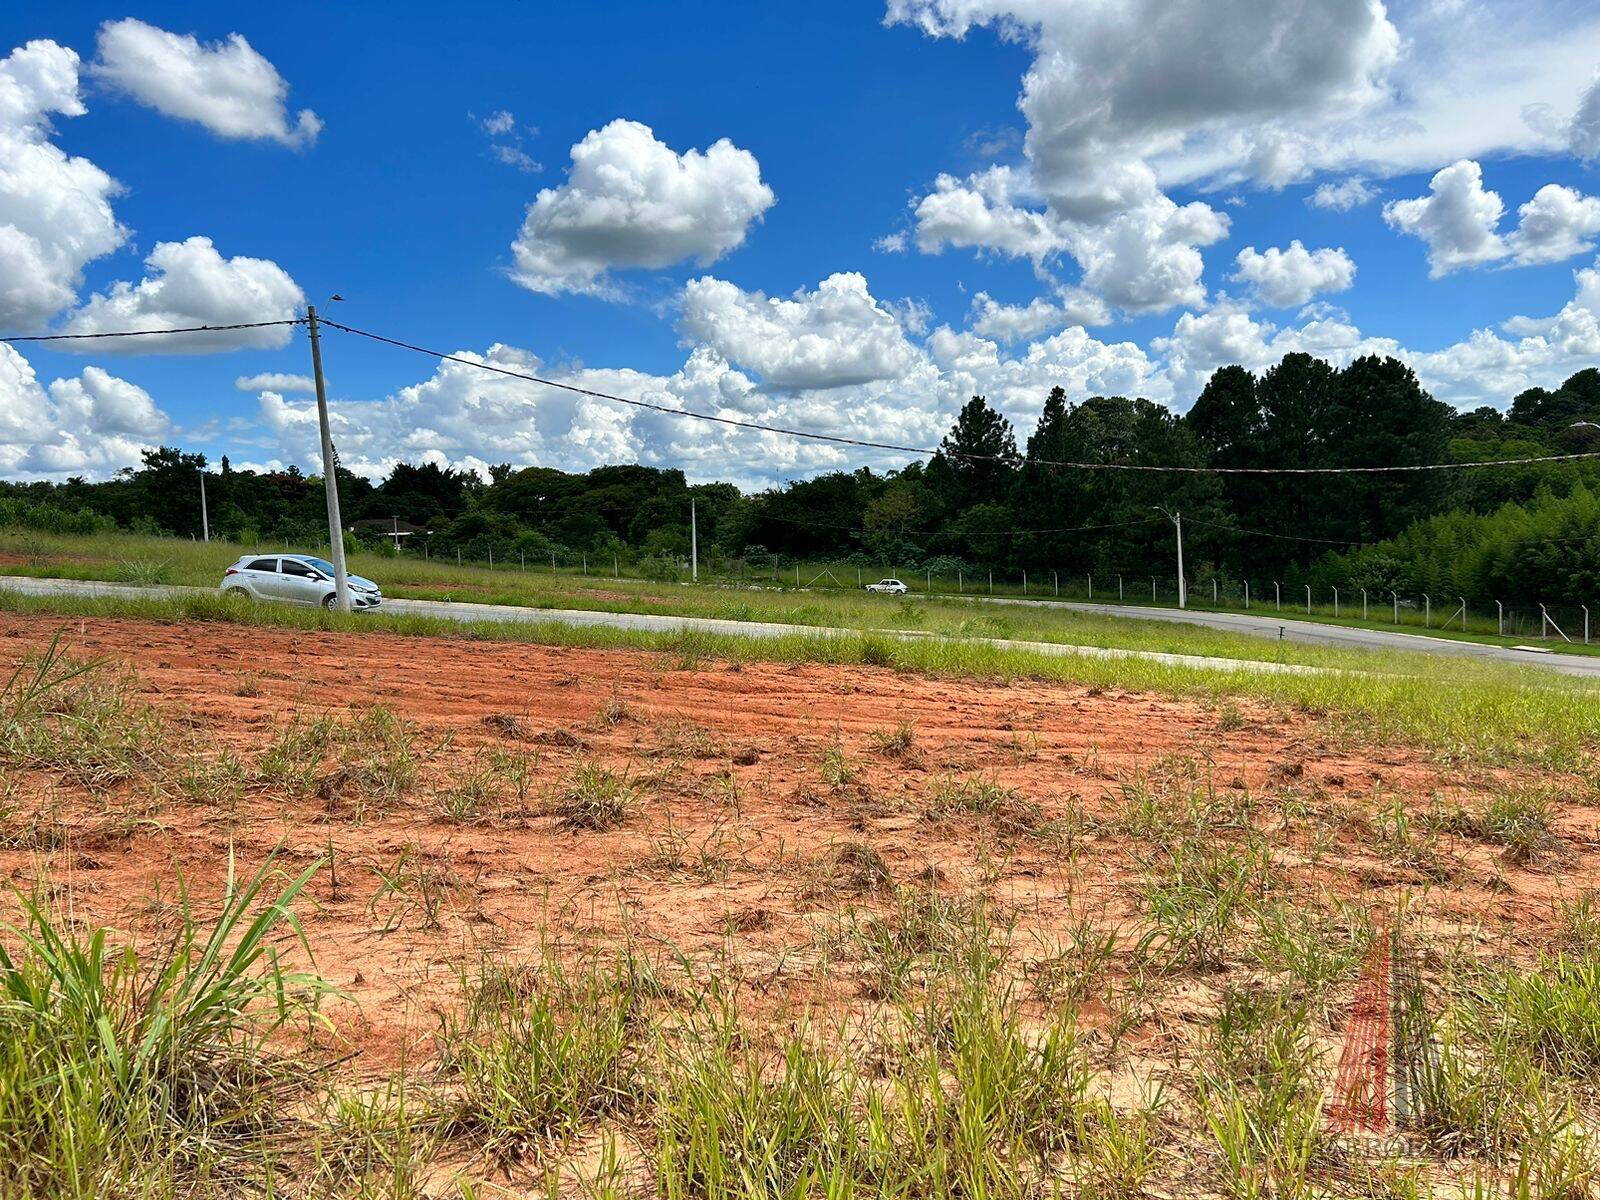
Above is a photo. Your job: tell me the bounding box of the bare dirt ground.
[2,611,1596,1194]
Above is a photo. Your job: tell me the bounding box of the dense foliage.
[5,354,1600,603]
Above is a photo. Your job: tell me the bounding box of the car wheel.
[322,593,337,610]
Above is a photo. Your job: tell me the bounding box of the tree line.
[4,353,1599,604]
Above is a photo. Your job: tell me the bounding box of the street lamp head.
[1570,420,1600,430]
[329,294,345,303]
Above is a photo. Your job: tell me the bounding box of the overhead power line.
[751,511,1166,538]
[1183,516,1368,546]
[0,319,306,343]
[318,317,1600,477]
[6,313,1600,478]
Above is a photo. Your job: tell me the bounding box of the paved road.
[0,575,1327,678]
[6,573,1597,680]
[930,594,1600,679]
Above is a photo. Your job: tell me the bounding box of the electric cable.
[317,317,1600,476]
[0,319,306,343]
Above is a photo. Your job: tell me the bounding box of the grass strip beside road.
[0,527,1558,672]
[2,586,1595,773]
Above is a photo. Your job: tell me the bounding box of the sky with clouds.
[5,1,1600,488]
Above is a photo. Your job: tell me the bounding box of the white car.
[865,578,909,595]
[221,554,382,610]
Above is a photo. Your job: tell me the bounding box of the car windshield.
[299,557,337,575]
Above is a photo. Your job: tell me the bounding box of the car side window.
[281,560,317,578]
[246,558,277,572]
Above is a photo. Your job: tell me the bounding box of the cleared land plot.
[2,612,1598,1197]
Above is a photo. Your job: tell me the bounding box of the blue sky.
[5,2,1600,487]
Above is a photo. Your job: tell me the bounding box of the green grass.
[10,525,1597,669]
[0,852,329,1198]
[437,953,641,1162]
[3,584,1598,773]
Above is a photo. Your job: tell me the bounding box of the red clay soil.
[1,612,1594,1072]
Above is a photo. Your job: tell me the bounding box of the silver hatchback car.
[221,554,382,610]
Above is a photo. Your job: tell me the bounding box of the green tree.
[927,395,1019,515]
[1321,355,1454,545]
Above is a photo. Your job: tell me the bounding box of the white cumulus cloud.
[0,39,126,331]
[1383,160,1508,276]
[1308,178,1377,211]
[91,19,320,147]
[890,0,1398,204]
[0,343,171,479]
[1506,184,1600,266]
[1156,251,1600,411]
[1068,193,1229,313]
[890,2,1600,313]
[239,264,1174,489]
[236,372,313,394]
[912,167,1067,262]
[678,272,922,390]
[888,0,1394,312]
[1385,161,1600,275]
[1232,241,1356,309]
[510,119,774,297]
[909,166,1228,313]
[968,291,1111,341]
[1572,72,1600,161]
[59,236,304,353]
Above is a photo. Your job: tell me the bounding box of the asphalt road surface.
[4,573,1597,679]
[0,575,1324,678]
[945,595,1600,679]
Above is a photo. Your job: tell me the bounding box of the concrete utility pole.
[1154,507,1186,609]
[307,304,350,612]
[199,470,209,542]
[690,498,698,582]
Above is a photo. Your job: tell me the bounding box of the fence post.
[1213,578,1218,604]
[1119,574,1124,601]
[988,571,993,594]
[1305,584,1311,615]
[1054,571,1059,597]
[1085,573,1090,599]
[796,564,801,587]
[1392,592,1399,625]
[959,569,963,593]
[1244,580,1250,609]
[1362,588,1368,620]
[1460,597,1467,632]
[521,552,525,571]
[1422,594,1429,627]
[1333,587,1339,617]
[1496,599,1504,636]
[927,567,932,594]
[457,548,462,566]
[1022,569,1027,593]
[1585,604,1591,645]
[1151,577,1156,601]
[550,551,556,571]
[615,555,620,578]
[1275,581,1281,611]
